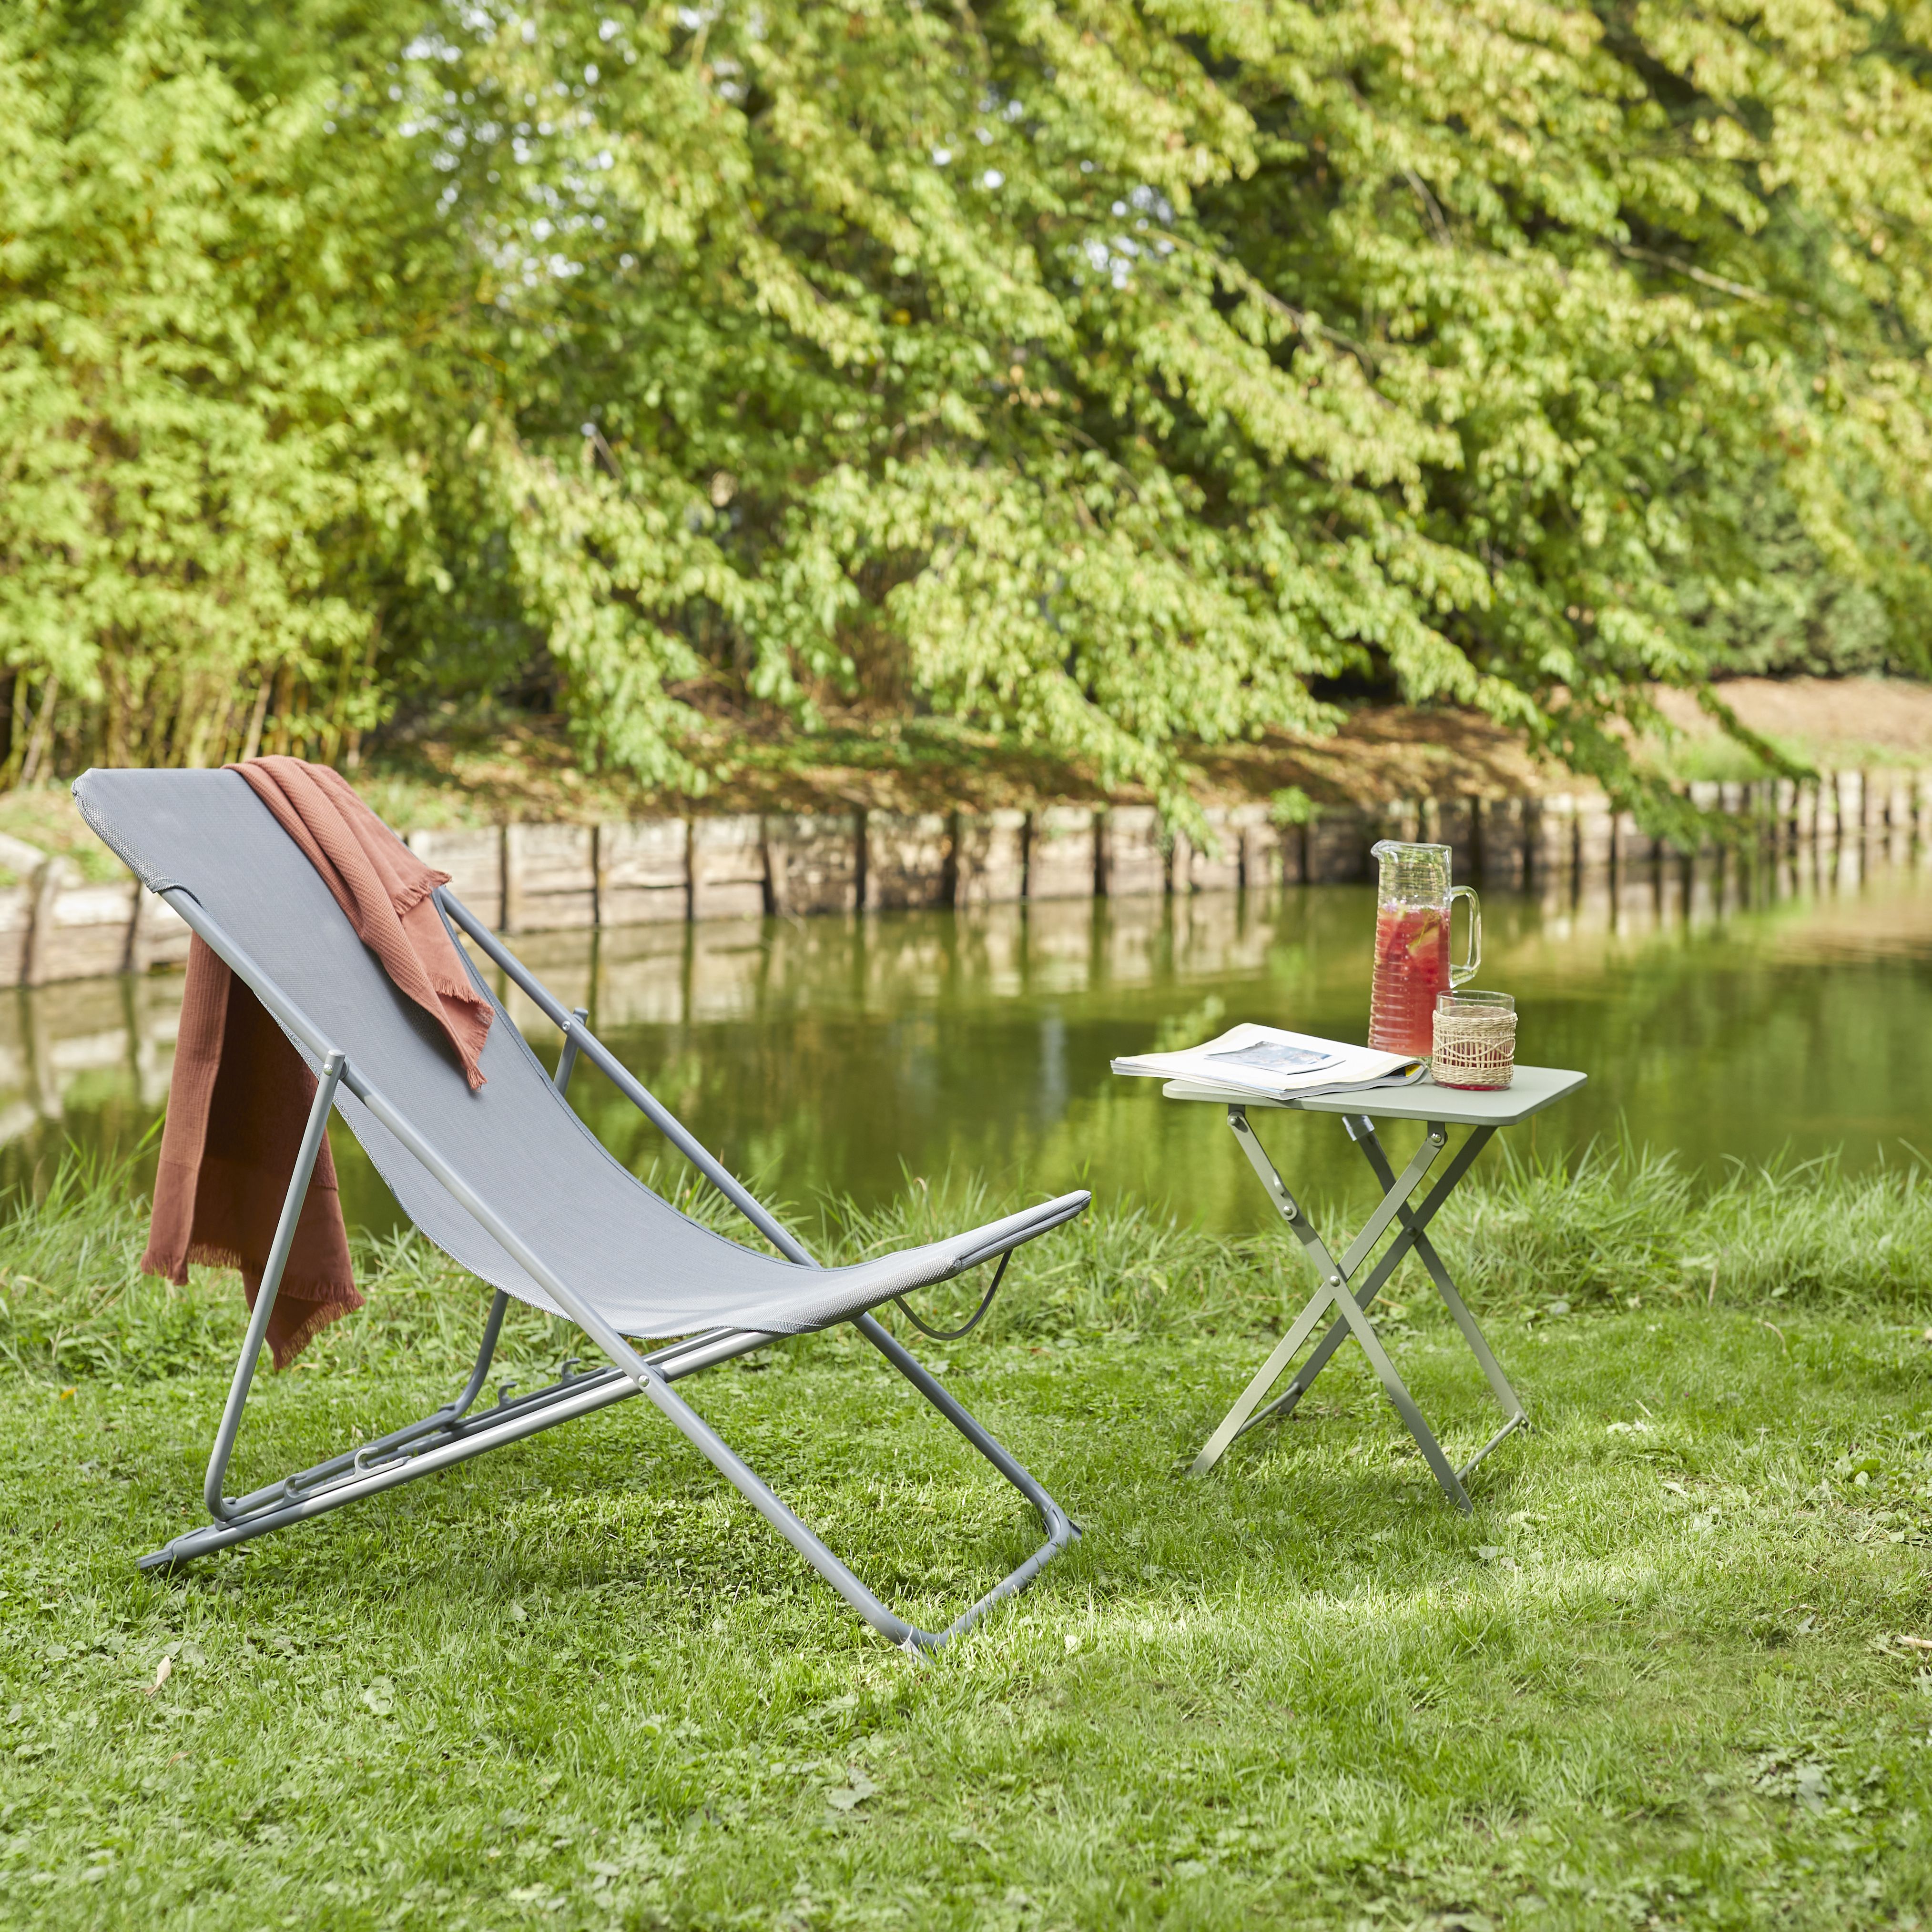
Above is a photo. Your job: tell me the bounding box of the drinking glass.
[1431,989,1516,1090]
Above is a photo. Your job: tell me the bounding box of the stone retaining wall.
[0,829,195,988]
[9,772,1929,982]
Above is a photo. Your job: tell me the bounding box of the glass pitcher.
[1368,841,1480,1058]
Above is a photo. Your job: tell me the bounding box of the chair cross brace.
[1187,1106,1526,1511]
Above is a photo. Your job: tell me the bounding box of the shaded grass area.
[4,1152,1932,1928]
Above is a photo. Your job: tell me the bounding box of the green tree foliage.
[0,1,434,772]
[2,0,1929,811]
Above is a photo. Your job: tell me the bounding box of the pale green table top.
[1160,1062,1587,1128]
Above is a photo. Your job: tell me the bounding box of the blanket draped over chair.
[141,757,494,1366]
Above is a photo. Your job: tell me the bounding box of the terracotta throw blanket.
[141,758,494,1367]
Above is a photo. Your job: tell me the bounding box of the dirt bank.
[6,678,1923,853]
[345,676,1929,828]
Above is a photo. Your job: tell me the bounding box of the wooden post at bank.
[405,827,505,927]
[1098,806,1164,898]
[689,815,767,921]
[954,811,1027,904]
[503,823,597,933]
[764,813,862,918]
[1027,806,1098,900]
[598,819,689,925]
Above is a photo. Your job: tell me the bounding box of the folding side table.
[1169,1064,1586,1512]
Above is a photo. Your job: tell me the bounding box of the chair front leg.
[856,1314,1078,1648]
[203,1052,346,1522]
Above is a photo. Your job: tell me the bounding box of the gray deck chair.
[74,769,1088,1651]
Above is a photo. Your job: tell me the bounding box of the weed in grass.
[2,1147,1932,1927]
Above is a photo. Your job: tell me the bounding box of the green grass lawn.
[4,1152,1932,1930]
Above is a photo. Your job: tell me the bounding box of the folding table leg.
[1324,1285,1471,1511]
[1187,1284,1343,1479]
[1189,1107,1523,1509]
[1191,1109,1451,1488]
[1250,1124,1494,1439]
[1187,1111,1440,1477]
[1345,1117,1528,1459]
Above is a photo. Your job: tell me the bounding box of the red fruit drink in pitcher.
[1369,904,1449,1058]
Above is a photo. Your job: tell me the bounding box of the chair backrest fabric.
[73,768,1017,1338]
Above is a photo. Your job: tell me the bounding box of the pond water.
[4,841,1928,1237]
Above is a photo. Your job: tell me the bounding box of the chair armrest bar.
[949,1199,1090,1273]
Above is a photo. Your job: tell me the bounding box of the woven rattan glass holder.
[1431,990,1516,1091]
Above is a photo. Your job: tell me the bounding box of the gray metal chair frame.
[1177,1066,1586,1509]
[136,880,1080,1653]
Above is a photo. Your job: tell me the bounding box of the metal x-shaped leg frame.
[1188,1106,1527,1511]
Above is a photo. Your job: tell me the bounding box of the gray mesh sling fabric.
[73,768,1086,1339]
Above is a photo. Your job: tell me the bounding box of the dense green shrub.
[4,0,1931,813]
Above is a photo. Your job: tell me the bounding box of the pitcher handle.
[1449,885,1482,988]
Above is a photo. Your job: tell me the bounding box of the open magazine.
[1111,1023,1426,1102]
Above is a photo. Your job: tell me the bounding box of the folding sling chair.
[74,769,1090,1652]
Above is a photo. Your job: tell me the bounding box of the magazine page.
[1110,1023,1423,1098]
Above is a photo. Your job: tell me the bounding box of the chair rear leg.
[855,1313,1079,1648]
[633,1316,1077,1653]
[212,1289,516,1523]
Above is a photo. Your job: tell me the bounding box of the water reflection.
[3,843,1926,1235]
